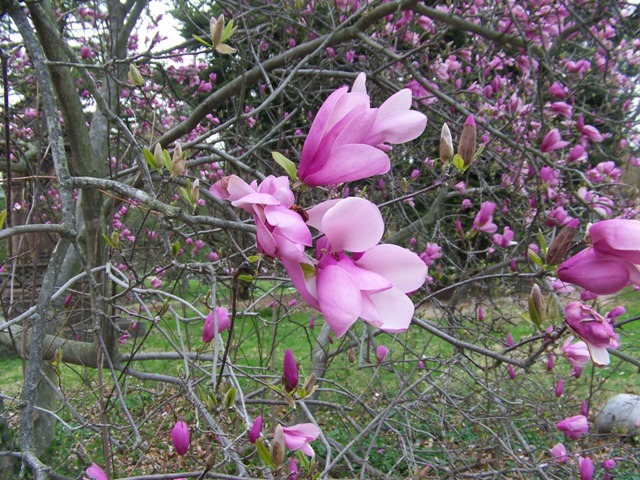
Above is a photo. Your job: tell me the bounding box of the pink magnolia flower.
[298,73,427,186]
[540,128,569,153]
[420,242,442,266]
[549,101,573,119]
[85,464,109,480]
[578,456,594,480]
[211,175,311,261]
[567,144,588,163]
[557,248,640,295]
[202,307,230,343]
[565,302,619,366]
[376,344,388,364]
[548,443,568,464]
[282,348,298,392]
[281,423,320,457]
[289,457,299,480]
[284,197,428,338]
[473,201,498,233]
[561,335,591,369]
[492,226,515,248]
[590,219,640,264]
[249,415,262,443]
[557,414,588,440]
[555,378,563,397]
[171,421,190,455]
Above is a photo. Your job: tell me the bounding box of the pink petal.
[586,343,610,366]
[365,287,415,333]
[377,89,413,117]
[365,110,428,145]
[301,143,390,186]
[282,423,320,442]
[306,199,342,231]
[264,206,312,247]
[320,197,384,253]
[317,265,362,338]
[590,219,640,263]
[333,256,391,292]
[351,72,367,93]
[355,244,428,293]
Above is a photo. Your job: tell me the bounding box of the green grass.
[2,281,639,477]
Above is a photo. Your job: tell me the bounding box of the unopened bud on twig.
[440,123,454,163]
[457,115,476,166]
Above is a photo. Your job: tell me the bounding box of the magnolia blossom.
[281,423,320,457]
[548,443,568,464]
[376,344,388,364]
[561,335,590,378]
[558,219,640,294]
[298,73,427,186]
[282,348,298,392]
[557,414,588,440]
[492,226,515,248]
[249,415,262,444]
[540,128,569,153]
[211,175,311,260]
[85,464,109,480]
[565,302,619,366]
[171,421,190,455]
[473,201,498,233]
[578,456,594,480]
[202,307,230,343]
[558,248,640,295]
[284,197,428,338]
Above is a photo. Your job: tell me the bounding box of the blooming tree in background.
[0,0,639,479]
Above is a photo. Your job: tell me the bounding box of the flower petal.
[320,197,384,253]
[301,143,390,186]
[317,265,361,338]
[364,287,415,333]
[355,244,428,293]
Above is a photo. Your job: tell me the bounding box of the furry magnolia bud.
[440,123,454,162]
[457,115,477,166]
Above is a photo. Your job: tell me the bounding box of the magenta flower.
[557,248,640,295]
[202,307,230,343]
[492,226,515,248]
[298,73,427,186]
[85,464,109,480]
[557,414,588,440]
[285,197,428,337]
[561,335,591,369]
[565,302,619,366]
[578,456,594,480]
[548,443,568,464]
[507,364,516,380]
[289,457,299,480]
[555,378,563,397]
[376,344,388,364]
[211,175,311,260]
[171,421,190,455]
[249,415,262,443]
[281,423,320,457]
[473,201,498,233]
[282,348,299,392]
[540,128,569,153]
[590,219,640,264]
[549,101,573,119]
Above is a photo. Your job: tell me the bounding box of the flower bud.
[282,348,299,393]
[171,421,190,455]
[528,284,545,329]
[210,15,225,48]
[439,123,454,162]
[376,344,388,365]
[249,415,262,443]
[457,115,476,166]
[271,425,285,467]
[555,378,563,397]
[191,179,200,207]
[171,142,186,176]
[153,143,164,171]
[348,346,356,364]
[546,219,578,265]
[128,63,143,86]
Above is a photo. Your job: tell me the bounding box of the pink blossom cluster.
[212,74,429,338]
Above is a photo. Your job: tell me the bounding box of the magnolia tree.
[1,0,639,478]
